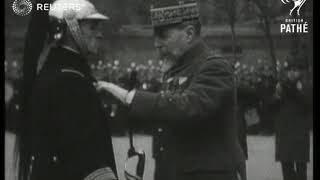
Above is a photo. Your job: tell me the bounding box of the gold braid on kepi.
[150,0,200,27]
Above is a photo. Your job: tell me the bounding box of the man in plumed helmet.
[16,0,117,180]
[96,0,245,180]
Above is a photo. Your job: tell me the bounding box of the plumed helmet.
[49,0,109,20]
[48,0,109,55]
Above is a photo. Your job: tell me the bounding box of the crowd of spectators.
[5,56,313,135]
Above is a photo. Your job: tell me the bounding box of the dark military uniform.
[275,82,311,161]
[129,41,245,180]
[5,78,23,133]
[22,47,117,180]
[274,79,312,180]
[236,86,253,159]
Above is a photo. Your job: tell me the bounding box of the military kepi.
[150,0,200,27]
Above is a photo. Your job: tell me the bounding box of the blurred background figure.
[5,78,18,180]
[5,80,14,107]
[274,57,312,180]
[236,82,252,180]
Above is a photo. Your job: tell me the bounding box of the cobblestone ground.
[6,132,313,180]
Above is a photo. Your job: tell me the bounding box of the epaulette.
[61,68,85,78]
[205,51,233,71]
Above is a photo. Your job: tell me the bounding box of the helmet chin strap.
[63,11,89,56]
[37,16,90,74]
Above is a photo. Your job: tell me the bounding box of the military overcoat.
[129,41,245,180]
[274,80,312,162]
[22,47,117,180]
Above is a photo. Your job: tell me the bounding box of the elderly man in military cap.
[16,0,117,180]
[96,0,245,180]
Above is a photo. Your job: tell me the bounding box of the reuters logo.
[12,0,33,16]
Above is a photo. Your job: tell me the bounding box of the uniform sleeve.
[129,59,235,124]
[50,74,115,178]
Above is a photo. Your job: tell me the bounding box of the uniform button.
[31,156,35,161]
[158,128,163,132]
[52,156,58,162]
[15,104,20,110]
[169,98,173,102]
[160,147,165,152]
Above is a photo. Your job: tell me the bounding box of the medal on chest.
[163,76,189,93]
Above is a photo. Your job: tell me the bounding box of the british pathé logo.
[12,0,33,16]
[280,0,308,34]
[281,0,307,16]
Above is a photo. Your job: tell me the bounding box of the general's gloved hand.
[95,81,136,106]
[95,81,128,104]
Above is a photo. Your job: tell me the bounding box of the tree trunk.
[302,3,313,74]
[263,17,277,75]
[230,22,237,61]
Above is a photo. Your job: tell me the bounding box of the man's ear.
[185,25,196,43]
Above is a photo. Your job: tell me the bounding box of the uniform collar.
[165,40,209,76]
[179,40,208,65]
[44,46,93,80]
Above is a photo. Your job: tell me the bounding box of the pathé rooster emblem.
[281,0,307,16]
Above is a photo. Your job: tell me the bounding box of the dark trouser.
[154,158,239,180]
[237,161,247,180]
[180,171,239,180]
[281,161,307,180]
